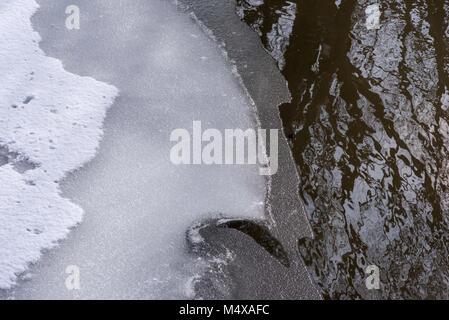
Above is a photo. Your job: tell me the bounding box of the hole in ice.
[0,146,38,173]
[25,180,36,186]
[26,228,42,235]
[23,95,34,104]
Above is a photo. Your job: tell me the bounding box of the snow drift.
[0,0,118,289]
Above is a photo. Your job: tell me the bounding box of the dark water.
[237,0,449,299]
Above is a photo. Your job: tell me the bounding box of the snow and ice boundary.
[0,0,118,289]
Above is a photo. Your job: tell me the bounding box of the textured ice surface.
[4,0,266,299]
[0,0,117,289]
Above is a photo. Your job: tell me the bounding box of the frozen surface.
[0,0,117,289]
[4,0,266,299]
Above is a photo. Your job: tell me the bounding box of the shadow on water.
[237,0,449,299]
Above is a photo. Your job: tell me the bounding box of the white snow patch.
[0,0,117,289]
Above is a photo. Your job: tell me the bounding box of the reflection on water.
[237,0,449,299]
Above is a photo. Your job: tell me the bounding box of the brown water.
[236,0,449,299]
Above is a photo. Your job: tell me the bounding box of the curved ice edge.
[176,0,320,299]
[175,1,276,225]
[177,0,291,264]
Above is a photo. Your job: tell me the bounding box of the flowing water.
[235,0,449,299]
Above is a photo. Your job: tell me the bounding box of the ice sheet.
[2,0,266,298]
